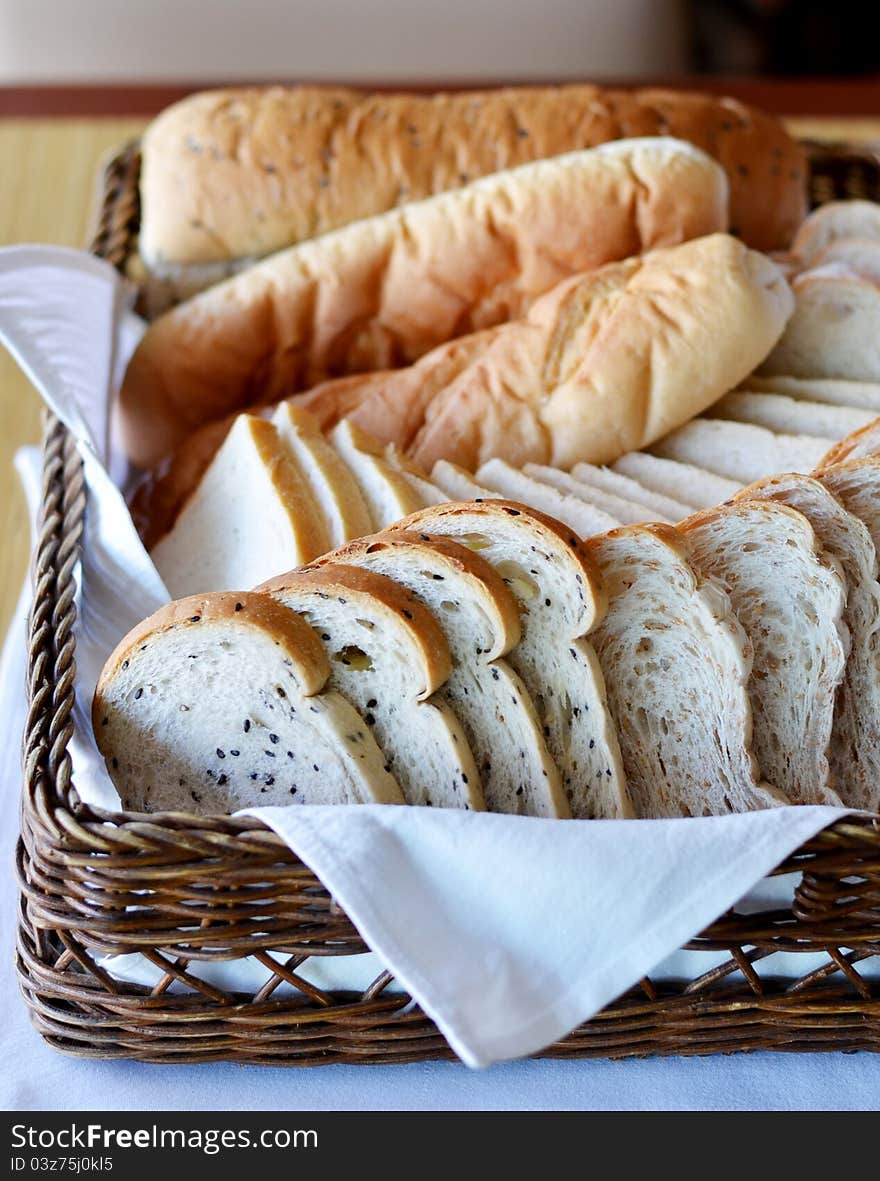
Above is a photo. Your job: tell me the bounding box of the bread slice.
[586,525,782,816]
[93,591,404,813]
[738,374,880,413]
[680,500,847,805]
[330,420,431,529]
[813,237,880,283]
[651,419,832,483]
[745,472,880,811]
[312,532,569,817]
[258,565,482,810]
[430,461,501,501]
[150,415,330,597]
[816,417,880,469]
[760,271,880,381]
[271,404,372,546]
[611,452,740,510]
[522,463,674,524]
[791,200,880,264]
[396,500,632,818]
[709,391,876,439]
[475,459,621,537]
[569,462,691,521]
[378,446,449,508]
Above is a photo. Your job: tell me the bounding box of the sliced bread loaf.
[739,374,880,413]
[150,414,330,597]
[569,462,691,521]
[585,525,783,816]
[93,592,404,813]
[330,420,431,529]
[258,565,482,810]
[271,404,372,545]
[429,461,501,501]
[475,459,621,537]
[745,472,880,811]
[680,500,847,805]
[709,391,875,439]
[522,463,673,524]
[611,452,741,509]
[396,500,632,819]
[651,419,832,483]
[312,531,569,817]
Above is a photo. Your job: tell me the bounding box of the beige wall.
[0,0,688,83]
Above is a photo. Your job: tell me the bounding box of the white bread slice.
[680,500,847,806]
[314,532,569,818]
[271,404,372,545]
[586,525,783,816]
[150,415,330,598]
[258,565,482,811]
[380,449,449,508]
[760,271,880,381]
[791,200,880,264]
[611,452,740,510]
[739,374,880,413]
[330,420,430,529]
[709,391,875,438]
[813,237,880,283]
[816,417,880,469]
[522,463,673,525]
[397,500,632,819]
[430,461,500,501]
[475,459,620,537]
[651,419,832,483]
[570,462,691,521]
[93,592,404,813]
[745,472,880,811]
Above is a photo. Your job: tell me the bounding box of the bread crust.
[140,84,805,267]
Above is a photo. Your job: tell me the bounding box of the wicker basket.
[15,139,880,1067]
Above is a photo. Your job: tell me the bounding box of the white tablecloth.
[2,574,878,1111]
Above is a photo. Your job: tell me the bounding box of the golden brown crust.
[814,417,880,471]
[141,84,805,267]
[92,590,330,736]
[256,562,452,697]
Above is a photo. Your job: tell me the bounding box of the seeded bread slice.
[709,391,875,439]
[397,500,632,818]
[816,417,880,469]
[745,472,880,811]
[569,462,691,521]
[93,592,404,814]
[651,419,832,483]
[523,463,672,524]
[611,452,741,510]
[258,564,483,810]
[475,459,621,537]
[586,525,783,816]
[739,374,880,413]
[330,420,431,529]
[429,461,500,501]
[271,404,372,546]
[680,500,847,805]
[313,532,569,817]
[150,415,330,597]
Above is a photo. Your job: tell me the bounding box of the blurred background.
[1,0,878,85]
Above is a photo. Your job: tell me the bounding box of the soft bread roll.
[296,235,794,472]
[140,84,805,276]
[121,140,729,466]
[93,592,404,813]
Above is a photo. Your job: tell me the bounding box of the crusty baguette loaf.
[121,139,730,467]
[586,524,784,816]
[295,235,793,472]
[140,84,805,275]
[396,500,633,819]
[680,500,847,806]
[744,472,880,811]
[93,592,404,812]
[258,564,483,810]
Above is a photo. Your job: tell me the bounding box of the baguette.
[121,139,729,467]
[140,84,805,274]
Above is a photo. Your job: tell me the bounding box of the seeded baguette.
[93,591,404,813]
[258,565,483,810]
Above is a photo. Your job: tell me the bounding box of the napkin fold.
[0,246,857,1068]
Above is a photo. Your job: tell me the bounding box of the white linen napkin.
[0,246,857,1068]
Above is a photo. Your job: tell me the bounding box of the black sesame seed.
[491,668,500,681]
[313,764,319,772]
[366,698,377,709]
[384,763,393,773]
[265,749,276,758]
[290,785,298,795]
[230,749,240,757]
[589,738,595,749]
[217,773,228,786]
[277,687,286,698]
[243,719,251,732]
[189,615,201,623]
[287,750,295,759]
[101,716,109,726]
[321,633,331,641]
[134,687,143,700]
[269,733,279,743]
[364,712,375,726]
[191,790,202,803]
[544,598,551,607]
[234,602,243,612]
[250,772,258,780]
[121,660,129,670]
[403,609,413,620]
[265,776,275,786]
[516,786,524,796]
